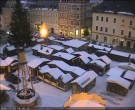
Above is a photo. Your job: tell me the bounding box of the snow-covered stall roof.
[0,59,8,66]
[110,50,129,57]
[38,47,54,55]
[0,84,11,90]
[62,73,73,83]
[68,66,86,76]
[53,52,75,60]
[48,60,71,70]
[106,67,125,76]
[48,68,65,80]
[32,44,41,50]
[39,65,51,73]
[88,54,99,60]
[107,76,131,89]
[62,39,87,48]
[88,44,111,51]
[5,57,15,65]
[72,70,98,88]
[118,62,135,71]
[123,70,135,81]
[65,48,75,54]
[98,55,112,64]
[48,36,56,41]
[48,45,64,51]
[73,51,91,57]
[79,56,90,64]
[90,60,106,68]
[27,58,50,69]
[37,38,44,42]
[6,46,16,51]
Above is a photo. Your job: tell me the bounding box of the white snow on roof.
[69,100,105,107]
[105,10,114,13]
[48,36,56,41]
[53,52,75,60]
[32,44,41,50]
[62,73,73,83]
[5,57,15,65]
[6,46,16,51]
[123,70,135,81]
[89,54,98,60]
[90,60,106,68]
[107,76,131,89]
[118,62,135,71]
[48,60,70,70]
[69,66,86,76]
[110,50,129,57]
[0,84,11,90]
[62,39,87,48]
[79,56,90,64]
[37,38,44,42]
[99,55,112,64]
[72,70,98,88]
[54,39,64,43]
[38,47,54,55]
[106,67,125,76]
[65,48,75,54]
[48,68,65,80]
[0,59,8,66]
[27,58,50,68]
[48,45,64,51]
[73,51,91,57]
[88,44,111,51]
[118,12,134,16]
[39,65,51,73]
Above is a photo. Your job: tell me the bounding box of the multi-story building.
[58,0,93,38]
[29,8,58,34]
[0,13,4,31]
[92,0,135,49]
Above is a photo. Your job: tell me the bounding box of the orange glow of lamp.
[39,23,48,38]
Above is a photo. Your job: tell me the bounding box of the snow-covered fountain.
[14,49,39,107]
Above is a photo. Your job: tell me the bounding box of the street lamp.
[39,23,48,38]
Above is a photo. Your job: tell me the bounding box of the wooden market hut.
[3,45,16,56]
[37,67,73,91]
[71,71,98,94]
[106,76,131,96]
[27,58,50,76]
[88,60,107,76]
[52,52,76,65]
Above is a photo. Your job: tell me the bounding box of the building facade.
[92,1,135,49]
[0,13,4,31]
[29,8,58,34]
[58,0,92,38]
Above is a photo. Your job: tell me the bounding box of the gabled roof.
[98,55,112,64]
[38,47,54,55]
[62,73,73,83]
[32,44,41,50]
[48,45,64,51]
[118,62,135,71]
[65,48,75,54]
[90,60,106,68]
[123,70,135,81]
[72,71,98,88]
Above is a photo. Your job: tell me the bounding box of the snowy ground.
[0,44,135,108]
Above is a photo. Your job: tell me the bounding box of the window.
[96,26,98,31]
[121,30,124,35]
[122,19,125,23]
[106,17,108,22]
[101,17,103,21]
[113,29,115,34]
[71,21,73,25]
[96,35,98,41]
[105,27,108,32]
[114,18,116,23]
[130,20,132,25]
[128,31,131,38]
[104,37,107,42]
[96,16,99,20]
[100,27,103,31]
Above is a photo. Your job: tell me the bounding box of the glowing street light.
[39,23,48,38]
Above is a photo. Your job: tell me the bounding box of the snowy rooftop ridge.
[118,12,134,16]
[123,70,135,81]
[48,45,64,51]
[118,62,135,71]
[65,48,75,54]
[38,47,54,55]
[90,60,106,68]
[72,70,98,88]
[98,55,112,64]
[107,76,131,89]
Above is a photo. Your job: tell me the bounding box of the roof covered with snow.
[90,60,106,68]
[107,76,131,89]
[48,36,56,41]
[53,52,75,60]
[62,39,87,48]
[110,50,129,57]
[32,44,41,50]
[5,57,15,65]
[27,58,50,69]
[48,45,64,51]
[65,48,75,54]
[106,67,125,76]
[62,73,73,83]
[88,44,111,51]
[37,38,44,42]
[73,51,91,57]
[39,65,51,73]
[123,70,135,81]
[72,70,98,88]
[118,62,135,71]
[6,46,16,51]
[98,55,112,64]
[79,56,90,64]
[38,47,54,55]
